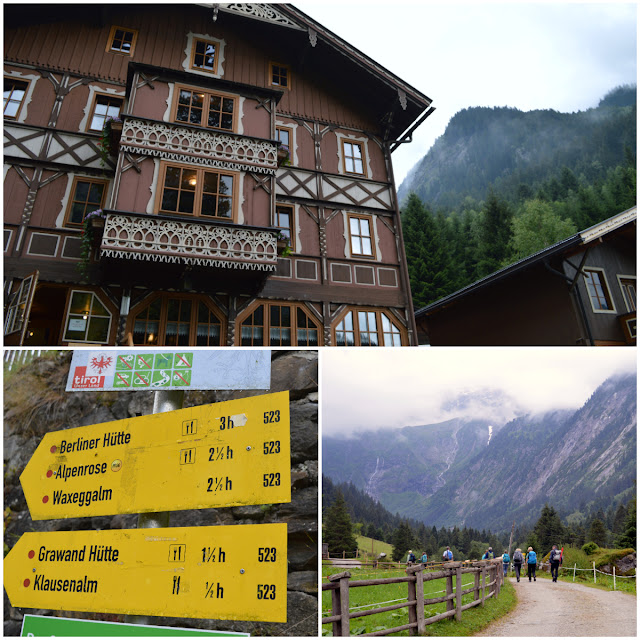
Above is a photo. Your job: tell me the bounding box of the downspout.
[384,140,418,345]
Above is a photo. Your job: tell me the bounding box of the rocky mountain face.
[323,373,636,531]
[3,350,318,637]
[323,417,498,518]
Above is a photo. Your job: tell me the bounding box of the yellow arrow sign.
[21,392,290,520]
[4,524,287,622]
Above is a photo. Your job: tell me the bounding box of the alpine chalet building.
[4,4,434,346]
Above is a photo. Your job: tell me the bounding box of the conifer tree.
[587,518,608,548]
[323,490,358,556]
[391,522,416,562]
[475,189,513,278]
[533,504,565,551]
[616,498,636,549]
[402,193,454,308]
[612,504,628,538]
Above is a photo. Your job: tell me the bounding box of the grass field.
[322,564,517,636]
[355,535,394,560]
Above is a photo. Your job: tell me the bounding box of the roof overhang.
[415,206,637,319]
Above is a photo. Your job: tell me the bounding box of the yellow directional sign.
[21,392,290,520]
[4,524,287,622]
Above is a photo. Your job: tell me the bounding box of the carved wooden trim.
[220,4,304,30]
[101,212,279,271]
[120,117,278,175]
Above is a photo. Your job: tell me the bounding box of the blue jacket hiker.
[526,547,537,582]
[421,552,428,564]
[502,551,510,576]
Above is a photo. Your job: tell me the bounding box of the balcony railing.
[117,116,279,175]
[99,211,279,272]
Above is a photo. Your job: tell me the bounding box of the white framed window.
[583,267,616,314]
[336,133,371,178]
[332,308,406,346]
[617,275,636,312]
[63,290,112,343]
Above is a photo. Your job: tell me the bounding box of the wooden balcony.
[117,116,279,176]
[98,210,279,292]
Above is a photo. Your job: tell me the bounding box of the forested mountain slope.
[399,85,636,211]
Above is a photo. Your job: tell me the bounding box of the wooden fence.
[322,558,504,637]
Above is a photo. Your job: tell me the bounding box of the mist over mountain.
[322,373,636,531]
[398,85,636,211]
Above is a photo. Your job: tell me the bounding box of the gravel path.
[476,576,637,636]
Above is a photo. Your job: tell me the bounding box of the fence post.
[481,566,487,606]
[455,564,463,621]
[328,571,351,637]
[406,565,425,635]
[593,561,596,584]
[573,563,576,582]
[613,566,616,591]
[445,568,454,615]
[474,568,480,601]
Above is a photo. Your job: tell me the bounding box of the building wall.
[4,5,415,346]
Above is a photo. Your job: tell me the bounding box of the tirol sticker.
[70,366,105,390]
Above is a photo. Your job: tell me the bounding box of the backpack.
[551,549,561,562]
[514,550,523,563]
[408,553,415,562]
[502,553,510,563]
[443,550,452,560]
[527,551,537,564]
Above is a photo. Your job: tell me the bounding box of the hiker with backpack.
[549,544,562,582]
[502,550,510,576]
[420,551,428,566]
[482,547,494,560]
[512,548,524,582]
[407,550,416,565]
[526,546,537,581]
[442,546,453,562]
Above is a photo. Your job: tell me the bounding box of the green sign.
[21,614,249,636]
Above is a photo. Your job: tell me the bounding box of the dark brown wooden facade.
[4,4,433,347]
[415,208,637,346]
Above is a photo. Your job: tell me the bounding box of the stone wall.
[3,349,318,636]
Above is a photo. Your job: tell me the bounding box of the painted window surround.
[4,70,39,123]
[182,32,226,79]
[335,132,373,178]
[341,211,381,261]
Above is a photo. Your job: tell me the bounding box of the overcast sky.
[321,348,637,436]
[299,1,638,184]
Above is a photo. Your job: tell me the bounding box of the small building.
[415,207,636,346]
[4,3,434,346]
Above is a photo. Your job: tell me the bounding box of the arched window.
[237,301,322,346]
[333,308,406,346]
[129,294,225,346]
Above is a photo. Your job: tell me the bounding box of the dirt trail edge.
[476,577,636,637]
